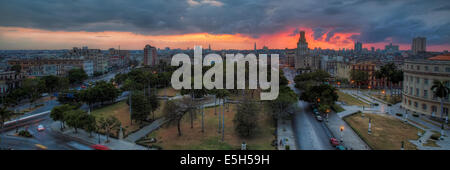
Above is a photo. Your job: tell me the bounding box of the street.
[0,70,126,150]
[283,68,335,150]
[0,112,93,150]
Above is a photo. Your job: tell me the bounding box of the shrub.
[430,133,441,140]
[285,145,290,150]
[412,113,419,117]
[18,130,32,138]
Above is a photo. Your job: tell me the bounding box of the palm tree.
[374,70,384,92]
[431,80,450,124]
[216,89,229,141]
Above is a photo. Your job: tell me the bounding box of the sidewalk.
[277,119,297,150]
[327,112,370,150]
[125,118,168,142]
[50,121,148,150]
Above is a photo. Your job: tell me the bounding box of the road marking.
[35,144,47,150]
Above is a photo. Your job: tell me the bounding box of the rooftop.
[428,53,450,61]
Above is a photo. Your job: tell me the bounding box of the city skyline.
[0,0,449,51]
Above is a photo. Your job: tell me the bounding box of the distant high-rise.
[295,31,320,72]
[412,37,426,54]
[254,42,256,51]
[385,43,399,53]
[354,41,363,53]
[144,44,158,66]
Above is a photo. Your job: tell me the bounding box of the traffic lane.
[26,118,92,150]
[2,115,91,150]
[293,100,334,150]
[283,67,334,150]
[0,135,38,150]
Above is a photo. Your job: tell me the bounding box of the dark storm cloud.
[0,0,449,45]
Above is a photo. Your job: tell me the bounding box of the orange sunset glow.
[0,26,360,50]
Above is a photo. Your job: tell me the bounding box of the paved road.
[284,68,334,150]
[0,113,92,150]
[0,70,126,150]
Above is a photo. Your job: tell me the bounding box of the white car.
[37,125,45,132]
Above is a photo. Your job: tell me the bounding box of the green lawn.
[337,90,369,107]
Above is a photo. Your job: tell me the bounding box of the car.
[91,144,110,150]
[316,115,323,121]
[330,138,339,146]
[37,125,45,131]
[38,125,45,132]
[336,145,346,150]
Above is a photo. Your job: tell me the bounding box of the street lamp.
[340,125,345,143]
[326,109,330,122]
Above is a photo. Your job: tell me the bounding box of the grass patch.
[91,101,139,137]
[408,119,429,130]
[331,103,345,113]
[420,118,445,128]
[137,103,276,150]
[371,94,402,105]
[423,139,439,147]
[337,90,369,107]
[344,113,424,150]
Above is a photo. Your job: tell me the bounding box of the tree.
[270,86,297,120]
[42,75,60,95]
[11,64,21,73]
[374,70,384,89]
[22,78,44,109]
[84,114,97,137]
[164,99,193,136]
[65,109,88,133]
[350,70,369,90]
[147,94,160,121]
[216,89,230,141]
[128,90,150,123]
[431,80,450,123]
[98,116,121,142]
[300,84,338,106]
[50,104,76,130]
[234,99,259,137]
[380,63,397,96]
[391,70,404,96]
[68,68,88,85]
[0,107,13,130]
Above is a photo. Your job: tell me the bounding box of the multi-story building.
[0,71,27,96]
[144,44,158,66]
[402,54,450,118]
[108,48,129,70]
[65,47,108,74]
[7,58,90,77]
[285,48,296,67]
[83,60,94,77]
[350,62,379,88]
[294,31,320,73]
[412,37,426,55]
[354,41,363,53]
[335,61,351,81]
[385,43,399,53]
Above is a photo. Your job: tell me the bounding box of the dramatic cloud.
[0,0,449,48]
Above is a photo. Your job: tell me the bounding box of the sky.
[0,0,449,51]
